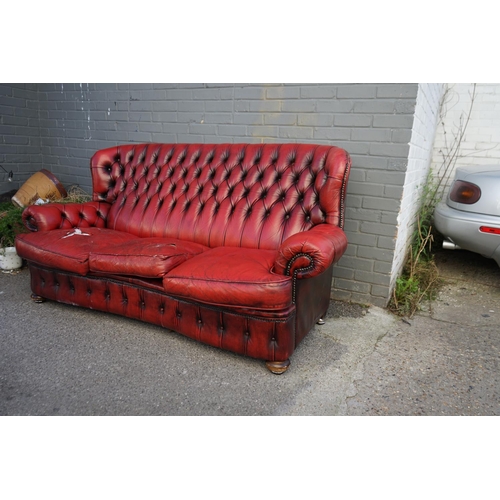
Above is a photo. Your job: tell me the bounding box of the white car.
[434,165,500,267]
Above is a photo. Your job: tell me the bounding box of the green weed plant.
[389,173,442,317]
[0,202,26,248]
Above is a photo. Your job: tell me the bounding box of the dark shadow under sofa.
[15,143,351,373]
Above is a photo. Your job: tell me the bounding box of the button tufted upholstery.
[91,143,348,248]
[16,143,351,373]
[22,201,110,232]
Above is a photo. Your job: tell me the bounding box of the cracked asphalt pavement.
[1,248,499,416]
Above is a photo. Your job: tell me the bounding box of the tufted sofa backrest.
[90,143,350,250]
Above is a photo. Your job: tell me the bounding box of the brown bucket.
[11,169,67,207]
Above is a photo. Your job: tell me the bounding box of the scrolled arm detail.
[22,201,111,232]
[274,225,348,279]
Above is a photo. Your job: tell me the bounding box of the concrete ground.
[1,248,499,416]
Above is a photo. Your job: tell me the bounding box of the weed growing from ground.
[389,84,477,318]
[388,174,442,318]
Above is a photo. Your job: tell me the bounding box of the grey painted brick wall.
[1,83,420,307]
[0,84,42,195]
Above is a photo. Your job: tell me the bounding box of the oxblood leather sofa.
[15,143,351,373]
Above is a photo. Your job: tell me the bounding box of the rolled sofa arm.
[274,224,348,279]
[22,201,111,232]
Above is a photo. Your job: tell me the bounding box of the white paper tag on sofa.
[62,228,90,239]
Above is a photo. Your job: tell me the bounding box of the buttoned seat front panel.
[16,228,140,275]
[89,237,209,278]
[163,247,293,310]
[28,264,296,362]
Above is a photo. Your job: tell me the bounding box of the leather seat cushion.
[163,247,292,309]
[15,228,140,275]
[89,237,208,278]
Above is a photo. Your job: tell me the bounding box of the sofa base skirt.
[27,263,299,365]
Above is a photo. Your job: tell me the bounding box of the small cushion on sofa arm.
[89,238,209,278]
[162,246,293,309]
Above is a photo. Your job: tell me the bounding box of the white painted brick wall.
[390,84,445,292]
[430,83,500,198]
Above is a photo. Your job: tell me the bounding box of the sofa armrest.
[274,225,348,279]
[22,201,111,232]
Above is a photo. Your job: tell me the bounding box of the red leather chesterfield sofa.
[15,143,351,373]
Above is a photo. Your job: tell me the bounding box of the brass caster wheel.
[317,318,325,325]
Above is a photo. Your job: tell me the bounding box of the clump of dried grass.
[56,185,92,204]
[389,258,442,318]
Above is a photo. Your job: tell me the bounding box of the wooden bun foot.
[31,293,46,303]
[265,359,290,374]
